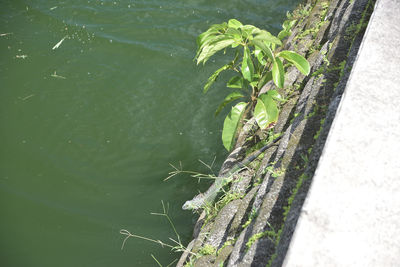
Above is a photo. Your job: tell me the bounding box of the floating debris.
[51,71,66,79]
[21,94,34,101]
[52,35,68,50]
[16,55,28,59]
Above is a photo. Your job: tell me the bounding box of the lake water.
[0,0,299,266]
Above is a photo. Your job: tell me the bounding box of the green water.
[0,1,299,266]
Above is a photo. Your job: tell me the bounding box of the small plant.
[120,201,195,266]
[246,229,277,250]
[265,164,285,178]
[198,244,217,256]
[242,207,258,228]
[164,158,217,183]
[196,19,310,151]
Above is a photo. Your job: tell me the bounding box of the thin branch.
[166,259,178,267]
[120,229,173,250]
[164,163,217,181]
[151,254,163,267]
[210,156,216,170]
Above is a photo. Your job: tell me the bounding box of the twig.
[151,254,163,267]
[151,201,181,244]
[21,94,34,101]
[119,229,197,255]
[120,229,173,250]
[120,200,197,260]
[52,35,68,50]
[164,163,217,181]
[166,259,178,267]
[51,71,66,79]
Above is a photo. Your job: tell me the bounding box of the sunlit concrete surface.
[283,0,400,266]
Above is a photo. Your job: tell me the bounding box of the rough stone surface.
[226,226,251,267]
[228,186,259,238]
[215,245,234,266]
[193,255,215,267]
[205,199,241,249]
[284,0,400,266]
[230,170,254,197]
[176,240,195,267]
[177,0,377,265]
[191,220,213,253]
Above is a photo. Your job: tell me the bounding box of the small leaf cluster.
[196,19,310,151]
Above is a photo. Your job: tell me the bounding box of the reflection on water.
[0,0,299,266]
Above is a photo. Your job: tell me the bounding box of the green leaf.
[253,30,282,46]
[282,20,296,31]
[272,57,284,88]
[231,43,240,48]
[254,94,279,129]
[254,48,267,65]
[242,46,254,82]
[250,81,258,87]
[210,22,228,30]
[257,71,272,89]
[197,30,218,48]
[196,22,228,48]
[227,76,244,88]
[196,34,225,59]
[240,25,258,36]
[228,19,243,29]
[203,64,231,93]
[251,40,274,62]
[222,102,248,151]
[278,51,310,75]
[232,48,240,64]
[267,89,284,101]
[226,27,242,41]
[197,38,236,64]
[277,30,291,40]
[215,91,245,116]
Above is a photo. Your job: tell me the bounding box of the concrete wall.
[284,0,400,265]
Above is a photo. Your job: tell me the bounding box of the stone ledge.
[283,0,400,266]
